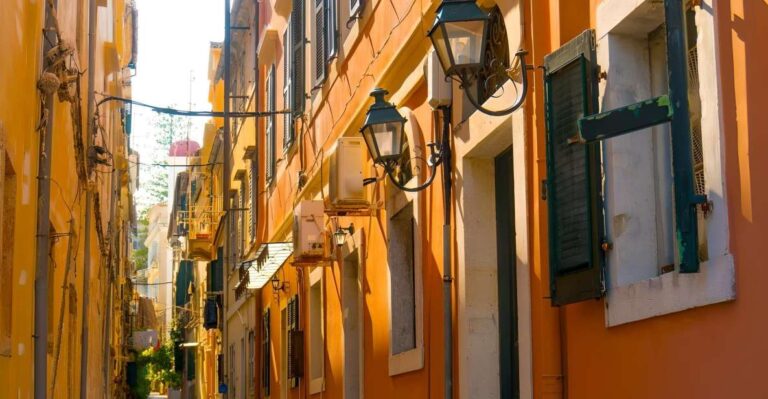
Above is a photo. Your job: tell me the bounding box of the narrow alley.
[1,0,767,398]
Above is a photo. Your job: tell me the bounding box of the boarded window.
[388,202,416,354]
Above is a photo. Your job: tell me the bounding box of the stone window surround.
[596,0,735,327]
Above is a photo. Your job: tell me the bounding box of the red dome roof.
[168,140,201,157]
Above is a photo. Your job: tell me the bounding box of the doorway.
[495,148,519,399]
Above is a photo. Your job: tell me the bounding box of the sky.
[131,0,224,212]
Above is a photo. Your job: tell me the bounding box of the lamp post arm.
[462,50,532,117]
[384,159,441,192]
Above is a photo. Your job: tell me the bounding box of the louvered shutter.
[266,66,276,181]
[314,0,326,85]
[283,29,294,149]
[327,0,338,58]
[262,309,270,396]
[287,295,303,387]
[249,156,257,240]
[291,0,305,114]
[544,29,604,306]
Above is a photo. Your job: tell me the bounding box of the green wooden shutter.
[283,29,294,149]
[249,156,257,240]
[544,29,604,306]
[314,0,327,85]
[266,65,276,181]
[287,295,303,387]
[292,0,305,114]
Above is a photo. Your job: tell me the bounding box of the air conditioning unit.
[427,49,451,109]
[328,137,369,210]
[293,201,325,263]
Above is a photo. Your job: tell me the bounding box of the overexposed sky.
[131,0,223,210]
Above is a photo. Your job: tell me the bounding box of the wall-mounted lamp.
[360,89,442,192]
[270,276,287,293]
[427,0,532,116]
[333,223,355,248]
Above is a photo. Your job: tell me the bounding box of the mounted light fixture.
[428,0,532,116]
[333,223,355,248]
[270,275,286,293]
[360,88,442,192]
[359,88,407,165]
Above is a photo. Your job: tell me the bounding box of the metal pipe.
[34,1,57,395]
[223,0,233,390]
[439,105,453,399]
[80,0,97,397]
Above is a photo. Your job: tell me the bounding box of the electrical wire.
[95,94,291,118]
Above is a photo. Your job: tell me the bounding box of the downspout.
[80,0,97,397]
[439,105,453,399]
[34,2,57,397]
[223,0,233,392]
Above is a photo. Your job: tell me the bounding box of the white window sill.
[389,346,423,376]
[605,253,736,327]
[309,377,325,394]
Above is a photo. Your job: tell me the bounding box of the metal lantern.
[360,88,407,165]
[333,228,347,248]
[428,0,490,77]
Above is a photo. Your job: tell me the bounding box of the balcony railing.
[177,196,226,241]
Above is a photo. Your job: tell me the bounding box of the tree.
[131,212,149,270]
[134,108,188,210]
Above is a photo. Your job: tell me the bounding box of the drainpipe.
[439,105,453,399]
[34,3,57,398]
[80,0,97,397]
[223,0,233,392]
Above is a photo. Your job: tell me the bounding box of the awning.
[243,242,293,289]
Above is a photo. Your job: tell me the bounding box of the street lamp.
[360,89,442,192]
[428,0,531,116]
[333,223,355,248]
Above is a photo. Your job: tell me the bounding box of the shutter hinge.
[541,180,547,201]
[601,241,613,252]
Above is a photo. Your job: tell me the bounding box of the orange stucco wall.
[525,0,768,398]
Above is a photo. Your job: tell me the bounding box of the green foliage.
[131,211,150,270]
[132,341,182,395]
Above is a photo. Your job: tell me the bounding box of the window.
[261,309,271,397]
[287,295,301,389]
[290,0,305,114]
[280,305,288,399]
[389,203,416,354]
[249,154,258,241]
[230,344,236,399]
[545,0,734,324]
[386,196,423,375]
[349,0,362,18]
[308,268,324,394]
[283,29,294,150]
[342,249,363,398]
[312,0,337,85]
[266,65,276,182]
[241,337,246,398]
[249,330,256,393]
[1,139,16,357]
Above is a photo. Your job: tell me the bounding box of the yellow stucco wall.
[0,0,135,397]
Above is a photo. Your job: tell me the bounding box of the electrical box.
[328,137,369,210]
[293,200,325,263]
[427,50,452,108]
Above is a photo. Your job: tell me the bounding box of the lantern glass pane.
[445,20,485,67]
[362,126,379,160]
[372,122,403,159]
[430,25,452,73]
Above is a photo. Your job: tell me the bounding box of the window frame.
[307,267,325,394]
[593,0,735,326]
[265,65,276,183]
[385,181,424,375]
[1,128,16,357]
